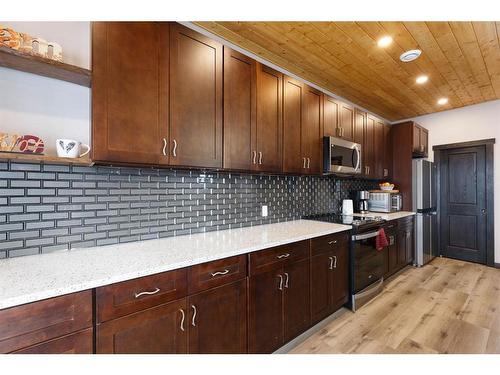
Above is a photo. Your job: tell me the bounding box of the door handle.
[333,255,337,269]
[210,269,229,277]
[162,138,167,156]
[276,253,290,259]
[303,157,307,169]
[481,208,487,214]
[328,256,334,270]
[258,152,263,165]
[179,309,185,332]
[328,240,338,245]
[252,150,257,164]
[191,305,197,327]
[277,274,284,291]
[284,272,289,288]
[172,139,178,157]
[307,158,310,169]
[134,288,160,298]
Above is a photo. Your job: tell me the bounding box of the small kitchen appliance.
[368,191,403,213]
[323,136,361,175]
[342,199,354,215]
[354,190,370,214]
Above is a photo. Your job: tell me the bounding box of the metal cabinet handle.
[307,158,311,169]
[179,309,185,332]
[276,253,290,259]
[172,139,177,157]
[284,272,289,288]
[333,255,337,269]
[278,274,284,291]
[328,256,334,270]
[162,138,167,156]
[328,240,338,245]
[252,151,257,164]
[134,287,160,298]
[191,305,197,327]
[303,157,307,169]
[211,269,229,277]
[258,152,263,165]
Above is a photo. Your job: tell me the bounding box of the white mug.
[56,139,90,159]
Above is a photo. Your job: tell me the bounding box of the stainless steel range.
[303,213,386,311]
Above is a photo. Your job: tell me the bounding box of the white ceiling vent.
[400,49,422,62]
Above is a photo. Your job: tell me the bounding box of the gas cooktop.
[302,213,385,231]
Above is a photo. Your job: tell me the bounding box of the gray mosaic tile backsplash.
[0,161,378,258]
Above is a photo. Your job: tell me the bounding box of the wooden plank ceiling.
[194,22,500,121]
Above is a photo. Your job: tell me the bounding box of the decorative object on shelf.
[0,25,63,62]
[56,139,90,159]
[17,135,45,154]
[0,132,21,152]
[0,26,21,49]
[379,182,395,191]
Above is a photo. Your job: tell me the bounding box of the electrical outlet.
[261,205,268,217]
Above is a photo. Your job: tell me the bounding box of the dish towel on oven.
[376,228,388,251]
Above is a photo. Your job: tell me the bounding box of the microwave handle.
[353,145,361,172]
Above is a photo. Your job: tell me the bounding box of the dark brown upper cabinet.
[411,121,429,158]
[323,95,339,137]
[364,114,376,178]
[223,47,256,171]
[383,123,392,179]
[92,22,169,165]
[169,23,223,169]
[283,76,305,174]
[255,63,283,173]
[374,118,385,179]
[353,108,365,146]
[338,102,355,141]
[302,85,323,174]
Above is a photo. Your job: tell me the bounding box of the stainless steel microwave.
[323,136,362,175]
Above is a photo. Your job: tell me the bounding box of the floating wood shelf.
[0,46,91,87]
[0,152,94,166]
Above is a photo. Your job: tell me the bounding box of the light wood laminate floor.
[290,257,500,354]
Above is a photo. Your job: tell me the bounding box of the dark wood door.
[283,76,305,174]
[331,244,349,310]
[440,146,487,264]
[256,63,283,173]
[169,23,223,168]
[223,47,256,171]
[188,280,247,354]
[283,259,310,342]
[397,228,409,268]
[385,227,398,277]
[248,268,284,353]
[303,85,323,174]
[323,95,339,137]
[339,102,355,141]
[96,299,188,354]
[13,329,93,354]
[364,115,375,178]
[92,22,169,165]
[310,253,334,324]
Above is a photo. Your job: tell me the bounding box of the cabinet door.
[248,268,284,353]
[397,229,408,268]
[364,115,376,178]
[283,76,305,174]
[284,259,311,343]
[223,47,256,171]
[339,102,355,141]
[188,280,247,354]
[413,124,421,153]
[92,22,168,165]
[374,119,385,179]
[323,95,339,137]
[256,63,283,173]
[170,23,223,168]
[353,108,365,146]
[310,253,334,324]
[421,128,429,157]
[303,85,323,174]
[385,227,398,277]
[383,123,392,178]
[13,329,93,354]
[331,245,349,310]
[97,299,188,354]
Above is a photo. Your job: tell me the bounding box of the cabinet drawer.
[310,231,349,256]
[96,268,187,322]
[188,255,247,294]
[13,328,93,354]
[249,240,309,275]
[0,290,92,354]
[398,216,414,230]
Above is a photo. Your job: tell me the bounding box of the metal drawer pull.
[179,309,185,332]
[276,253,290,259]
[284,272,289,288]
[191,305,197,327]
[307,158,310,169]
[252,151,257,164]
[328,240,338,245]
[134,288,160,298]
[333,255,337,269]
[278,274,284,291]
[328,256,334,270]
[303,157,307,169]
[258,152,263,165]
[172,139,178,157]
[211,269,229,277]
[162,138,167,156]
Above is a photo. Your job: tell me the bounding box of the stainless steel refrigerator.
[412,159,438,266]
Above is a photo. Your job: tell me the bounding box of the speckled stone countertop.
[0,220,351,310]
[352,211,415,221]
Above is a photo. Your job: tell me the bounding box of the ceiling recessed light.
[377,36,393,48]
[400,49,422,62]
[416,75,428,84]
[437,98,448,105]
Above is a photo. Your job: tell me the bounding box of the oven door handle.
[352,230,380,241]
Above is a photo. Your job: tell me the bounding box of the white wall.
[407,99,500,262]
[0,22,90,154]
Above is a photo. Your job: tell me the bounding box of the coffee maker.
[351,190,370,214]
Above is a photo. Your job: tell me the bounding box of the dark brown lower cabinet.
[248,259,311,354]
[385,217,415,278]
[13,329,93,354]
[310,239,349,324]
[188,279,247,354]
[97,299,188,354]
